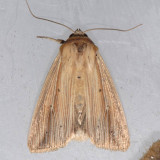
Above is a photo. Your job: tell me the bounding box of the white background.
[1,0,160,160]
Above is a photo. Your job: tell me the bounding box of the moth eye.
[99,89,102,92]
[77,76,81,79]
[58,88,60,92]
[96,54,97,56]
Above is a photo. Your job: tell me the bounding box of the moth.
[140,140,160,160]
[26,0,142,153]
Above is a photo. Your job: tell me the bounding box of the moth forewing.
[28,53,63,152]
[95,52,130,150]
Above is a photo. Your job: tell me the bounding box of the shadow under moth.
[140,140,160,160]
[26,0,142,153]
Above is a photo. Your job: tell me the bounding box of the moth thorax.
[73,42,87,53]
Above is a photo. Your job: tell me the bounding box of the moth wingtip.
[27,142,35,153]
[89,137,130,152]
[27,138,73,153]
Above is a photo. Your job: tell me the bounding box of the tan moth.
[26,0,142,153]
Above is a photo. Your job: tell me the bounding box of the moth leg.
[37,36,65,44]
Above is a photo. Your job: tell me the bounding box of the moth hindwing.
[28,29,130,152]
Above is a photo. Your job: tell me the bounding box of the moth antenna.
[37,36,65,44]
[84,24,143,33]
[25,0,74,32]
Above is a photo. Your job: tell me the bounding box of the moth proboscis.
[26,0,142,153]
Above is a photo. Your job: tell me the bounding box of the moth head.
[69,29,88,38]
